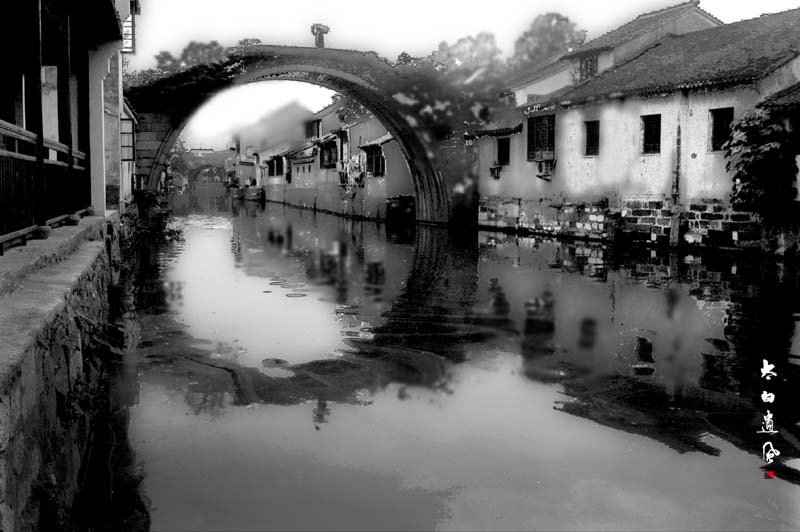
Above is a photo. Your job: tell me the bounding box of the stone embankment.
[0,215,120,532]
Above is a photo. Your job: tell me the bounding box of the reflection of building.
[474,3,800,248]
[478,234,800,478]
[0,0,141,247]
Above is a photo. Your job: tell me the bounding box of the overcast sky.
[129,0,800,148]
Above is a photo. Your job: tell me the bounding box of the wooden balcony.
[0,119,90,250]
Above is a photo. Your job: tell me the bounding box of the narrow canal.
[88,194,800,531]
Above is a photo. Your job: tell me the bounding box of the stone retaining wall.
[0,217,117,531]
[478,194,763,249]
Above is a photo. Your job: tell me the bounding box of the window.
[320,141,337,169]
[121,118,135,161]
[710,107,734,151]
[641,114,661,154]
[122,14,136,54]
[267,160,275,176]
[584,121,599,156]
[364,147,385,177]
[275,157,283,175]
[579,55,598,81]
[496,137,510,166]
[304,120,320,140]
[527,115,555,161]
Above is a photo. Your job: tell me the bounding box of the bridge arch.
[125,46,475,224]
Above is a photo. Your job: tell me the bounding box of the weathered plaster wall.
[478,95,681,208]
[513,66,573,104]
[270,115,413,221]
[681,89,760,201]
[477,86,769,247]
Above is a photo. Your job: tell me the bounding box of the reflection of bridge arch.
[126,46,473,224]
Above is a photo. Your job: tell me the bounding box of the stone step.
[0,216,107,299]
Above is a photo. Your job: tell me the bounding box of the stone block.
[700,212,724,221]
[737,231,761,241]
[656,217,671,226]
[648,201,663,210]
[729,213,752,222]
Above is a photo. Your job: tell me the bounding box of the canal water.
[102,195,800,531]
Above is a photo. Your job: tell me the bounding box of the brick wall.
[682,199,762,248]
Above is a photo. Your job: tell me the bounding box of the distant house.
[255,97,414,220]
[475,4,800,248]
[507,1,723,107]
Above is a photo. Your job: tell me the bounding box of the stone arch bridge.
[125,45,479,224]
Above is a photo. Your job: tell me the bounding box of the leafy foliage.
[724,109,799,226]
[155,40,227,72]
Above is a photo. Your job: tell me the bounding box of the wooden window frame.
[364,146,385,177]
[320,140,338,169]
[709,107,734,151]
[121,117,135,161]
[641,114,661,154]
[527,115,555,162]
[584,120,599,157]
[579,55,598,81]
[496,137,510,166]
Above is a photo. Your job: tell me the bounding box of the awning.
[285,142,315,157]
[358,132,394,150]
[759,81,800,110]
[314,133,337,145]
[464,123,523,140]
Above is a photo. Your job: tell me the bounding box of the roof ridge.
[635,0,698,21]
[723,5,800,25]
[661,5,800,41]
[577,0,701,51]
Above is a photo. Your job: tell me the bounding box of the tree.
[508,13,586,73]
[433,33,503,73]
[724,109,799,228]
[155,40,227,72]
[233,38,263,52]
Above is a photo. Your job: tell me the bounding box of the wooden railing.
[0,119,90,246]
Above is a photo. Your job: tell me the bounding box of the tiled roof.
[567,0,720,57]
[506,1,720,91]
[543,8,800,107]
[358,132,394,149]
[760,81,800,110]
[506,52,571,90]
[464,123,523,140]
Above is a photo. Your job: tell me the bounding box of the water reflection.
[123,193,800,530]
